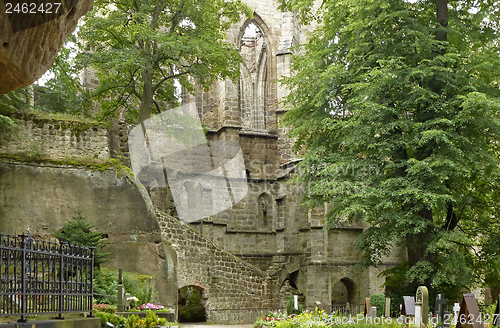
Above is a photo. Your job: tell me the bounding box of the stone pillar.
[117,269,125,312]
[305,265,331,310]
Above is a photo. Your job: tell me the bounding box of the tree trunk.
[139,42,154,124]
[406,208,435,286]
[139,69,153,124]
[435,0,448,45]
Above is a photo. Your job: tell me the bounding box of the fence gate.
[0,230,94,322]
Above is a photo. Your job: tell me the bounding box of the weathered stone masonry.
[156,209,279,323]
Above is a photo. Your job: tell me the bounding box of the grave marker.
[435,293,449,327]
[415,286,429,328]
[370,306,377,318]
[385,298,391,317]
[456,293,484,328]
[117,269,125,312]
[364,298,371,316]
[453,302,460,324]
[402,296,415,316]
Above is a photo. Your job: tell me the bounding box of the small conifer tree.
[53,211,109,266]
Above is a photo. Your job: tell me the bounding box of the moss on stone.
[0,154,125,172]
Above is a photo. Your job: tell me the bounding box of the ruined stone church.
[139,0,403,319]
[0,0,403,324]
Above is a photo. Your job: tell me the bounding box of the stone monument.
[415,286,429,328]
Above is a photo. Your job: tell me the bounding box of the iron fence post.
[90,246,95,317]
[57,242,65,320]
[18,234,27,323]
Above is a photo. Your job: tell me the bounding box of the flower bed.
[254,308,403,328]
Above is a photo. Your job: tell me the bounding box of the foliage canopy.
[278,0,500,295]
[77,0,252,123]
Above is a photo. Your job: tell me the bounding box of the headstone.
[364,298,371,316]
[385,298,391,317]
[402,296,416,316]
[370,306,377,318]
[492,295,500,326]
[435,293,448,327]
[415,286,429,328]
[453,303,460,324]
[294,295,298,310]
[124,293,131,310]
[456,293,484,328]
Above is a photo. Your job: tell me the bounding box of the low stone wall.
[0,114,110,161]
[156,209,279,324]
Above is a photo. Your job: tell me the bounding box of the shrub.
[94,269,118,305]
[95,312,108,326]
[370,294,385,317]
[123,273,153,306]
[126,314,140,328]
[94,303,117,314]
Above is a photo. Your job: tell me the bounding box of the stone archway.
[178,285,207,323]
[331,277,357,306]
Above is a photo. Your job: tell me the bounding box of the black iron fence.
[0,231,94,322]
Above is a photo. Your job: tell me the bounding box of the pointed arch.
[237,13,277,131]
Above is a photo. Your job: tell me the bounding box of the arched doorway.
[331,277,357,306]
[178,285,206,323]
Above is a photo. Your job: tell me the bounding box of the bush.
[286,294,303,315]
[123,273,153,306]
[94,269,118,305]
[370,294,385,317]
[95,312,108,326]
[94,303,117,314]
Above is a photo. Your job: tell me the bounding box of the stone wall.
[0,114,110,161]
[156,209,279,324]
[0,160,177,309]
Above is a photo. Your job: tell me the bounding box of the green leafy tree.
[77,0,252,123]
[278,0,500,295]
[37,35,93,116]
[53,211,109,266]
[0,87,31,135]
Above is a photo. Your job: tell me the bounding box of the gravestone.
[453,303,460,324]
[402,296,415,316]
[435,293,449,327]
[493,295,500,326]
[370,306,377,318]
[364,298,371,316]
[385,298,391,317]
[415,286,429,328]
[456,293,484,328]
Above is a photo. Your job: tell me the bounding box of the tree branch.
[153,71,189,92]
